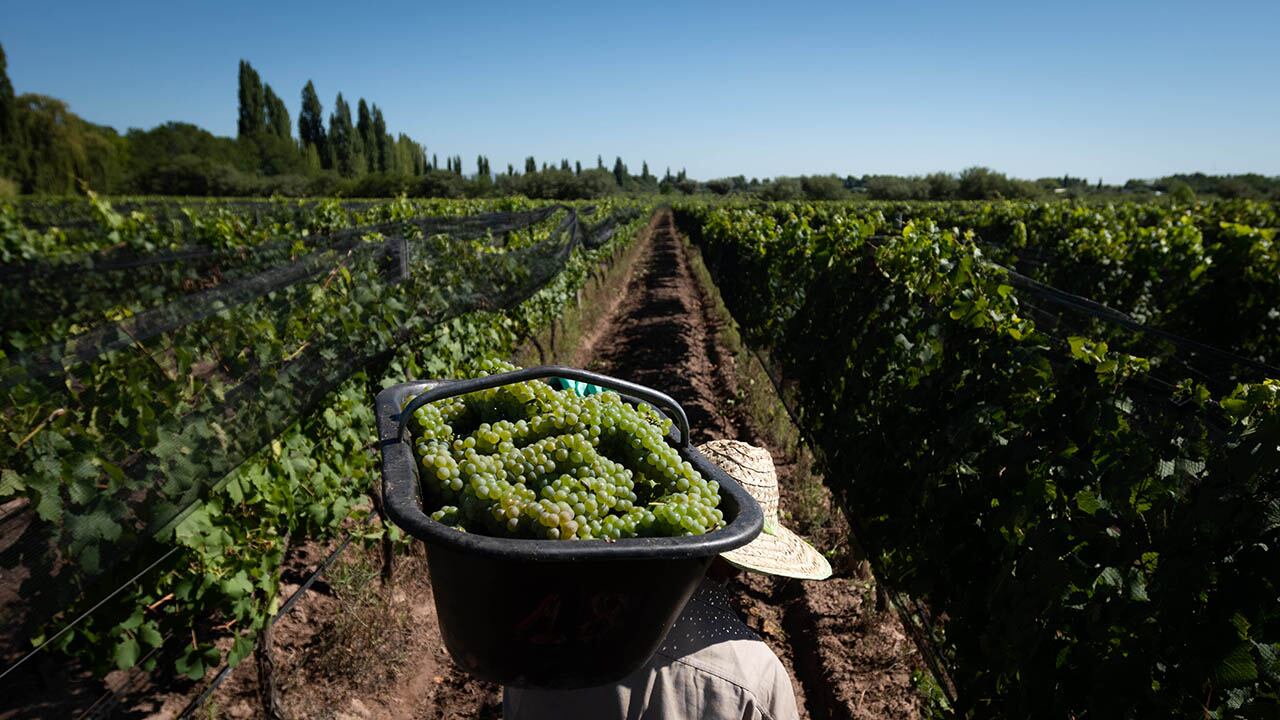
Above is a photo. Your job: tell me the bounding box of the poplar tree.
[525,156,537,174]
[641,161,651,180]
[613,157,626,187]
[356,99,375,172]
[0,43,15,147]
[328,93,357,176]
[298,81,328,168]
[560,159,570,171]
[371,105,389,172]
[597,155,604,170]
[575,161,581,176]
[237,60,266,137]
[0,43,15,167]
[263,85,291,140]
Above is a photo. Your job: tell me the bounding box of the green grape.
[409,361,724,541]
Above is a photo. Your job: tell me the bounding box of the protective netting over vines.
[0,197,644,707]
[678,199,1280,718]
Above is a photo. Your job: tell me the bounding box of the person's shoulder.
[659,635,788,690]
[648,581,799,719]
[654,646,794,720]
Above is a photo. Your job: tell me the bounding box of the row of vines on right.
[675,200,1279,719]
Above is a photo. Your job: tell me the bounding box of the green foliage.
[0,195,650,681]
[298,80,327,167]
[328,93,358,177]
[371,105,388,173]
[799,174,847,200]
[680,199,1280,718]
[356,99,375,173]
[236,60,266,138]
[1170,179,1197,204]
[7,94,128,194]
[263,85,291,142]
[0,43,16,176]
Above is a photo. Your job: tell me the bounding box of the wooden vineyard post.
[370,488,395,584]
[255,621,287,720]
[381,521,395,584]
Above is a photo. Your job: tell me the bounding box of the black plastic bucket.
[375,365,763,689]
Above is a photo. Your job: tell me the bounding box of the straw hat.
[697,439,832,580]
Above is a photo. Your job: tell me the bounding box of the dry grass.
[300,549,418,691]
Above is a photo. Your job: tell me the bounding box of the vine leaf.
[1216,643,1259,687]
[113,636,140,670]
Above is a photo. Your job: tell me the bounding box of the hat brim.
[720,522,832,580]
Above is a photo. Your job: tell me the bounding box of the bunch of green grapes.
[408,361,723,540]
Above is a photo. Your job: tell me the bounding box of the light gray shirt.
[504,580,800,720]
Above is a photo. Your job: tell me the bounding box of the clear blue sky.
[3,0,1277,182]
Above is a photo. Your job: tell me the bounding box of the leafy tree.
[862,175,924,200]
[417,168,465,197]
[921,172,955,199]
[705,178,733,195]
[574,161,581,176]
[800,174,846,200]
[10,94,127,193]
[263,85,290,141]
[303,143,322,173]
[613,157,626,187]
[1169,180,1196,204]
[0,43,16,175]
[597,155,604,170]
[757,177,802,200]
[236,60,266,137]
[525,156,536,174]
[371,105,389,172]
[327,93,358,177]
[125,121,245,175]
[641,161,651,180]
[957,166,1041,200]
[356,99,375,172]
[298,81,328,168]
[393,135,425,176]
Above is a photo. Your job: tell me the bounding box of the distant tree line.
[690,168,1280,202]
[0,53,436,197]
[1,43,1276,201]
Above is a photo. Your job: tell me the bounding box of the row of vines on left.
[0,195,650,697]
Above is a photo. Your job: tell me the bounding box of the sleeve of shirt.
[759,648,801,720]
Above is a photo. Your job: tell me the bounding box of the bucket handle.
[396,365,692,448]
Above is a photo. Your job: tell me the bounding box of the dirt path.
[577,210,923,720]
